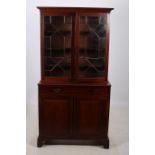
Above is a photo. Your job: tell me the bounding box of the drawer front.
[75,87,110,99]
[39,85,74,97]
[39,85,110,99]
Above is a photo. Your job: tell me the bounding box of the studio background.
[26,0,128,155]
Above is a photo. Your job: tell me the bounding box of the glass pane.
[79,16,106,78]
[44,16,72,77]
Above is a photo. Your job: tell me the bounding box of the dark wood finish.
[76,99,106,137]
[37,7,114,13]
[37,138,109,149]
[40,97,72,138]
[37,7,113,149]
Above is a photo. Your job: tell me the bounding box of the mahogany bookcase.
[37,7,113,148]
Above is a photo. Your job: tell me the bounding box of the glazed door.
[42,13,75,82]
[42,12,109,82]
[76,13,108,81]
[40,97,72,138]
[75,97,107,138]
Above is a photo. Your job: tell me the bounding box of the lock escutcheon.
[53,88,61,93]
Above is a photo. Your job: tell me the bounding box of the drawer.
[39,84,110,99]
[39,85,73,97]
[78,87,110,98]
[75,87,110,99]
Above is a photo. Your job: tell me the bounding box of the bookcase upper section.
[38,7,113,83]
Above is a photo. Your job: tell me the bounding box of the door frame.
[74,12,110,83]
[40,11,76,83]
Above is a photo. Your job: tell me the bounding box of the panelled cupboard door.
[39,97,72,138]
[77,13,109,82]
[75,98,108,138]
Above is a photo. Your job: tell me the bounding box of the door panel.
[78,14,107,79]
[43,15,73,78]
[76,98,107,138]
[40,97,72,138]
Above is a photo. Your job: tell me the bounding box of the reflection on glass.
[44,16,72,77]
[79,16,106,78]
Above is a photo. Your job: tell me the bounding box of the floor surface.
[26,103,128,155]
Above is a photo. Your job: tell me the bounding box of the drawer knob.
[53,88,61,93]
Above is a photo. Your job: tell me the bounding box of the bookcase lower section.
[38,83,111,149]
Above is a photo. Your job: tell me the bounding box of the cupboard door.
[75,98,108,138]
[77,14,108,79]
[40,97,72,138]
[43,14,74,79]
